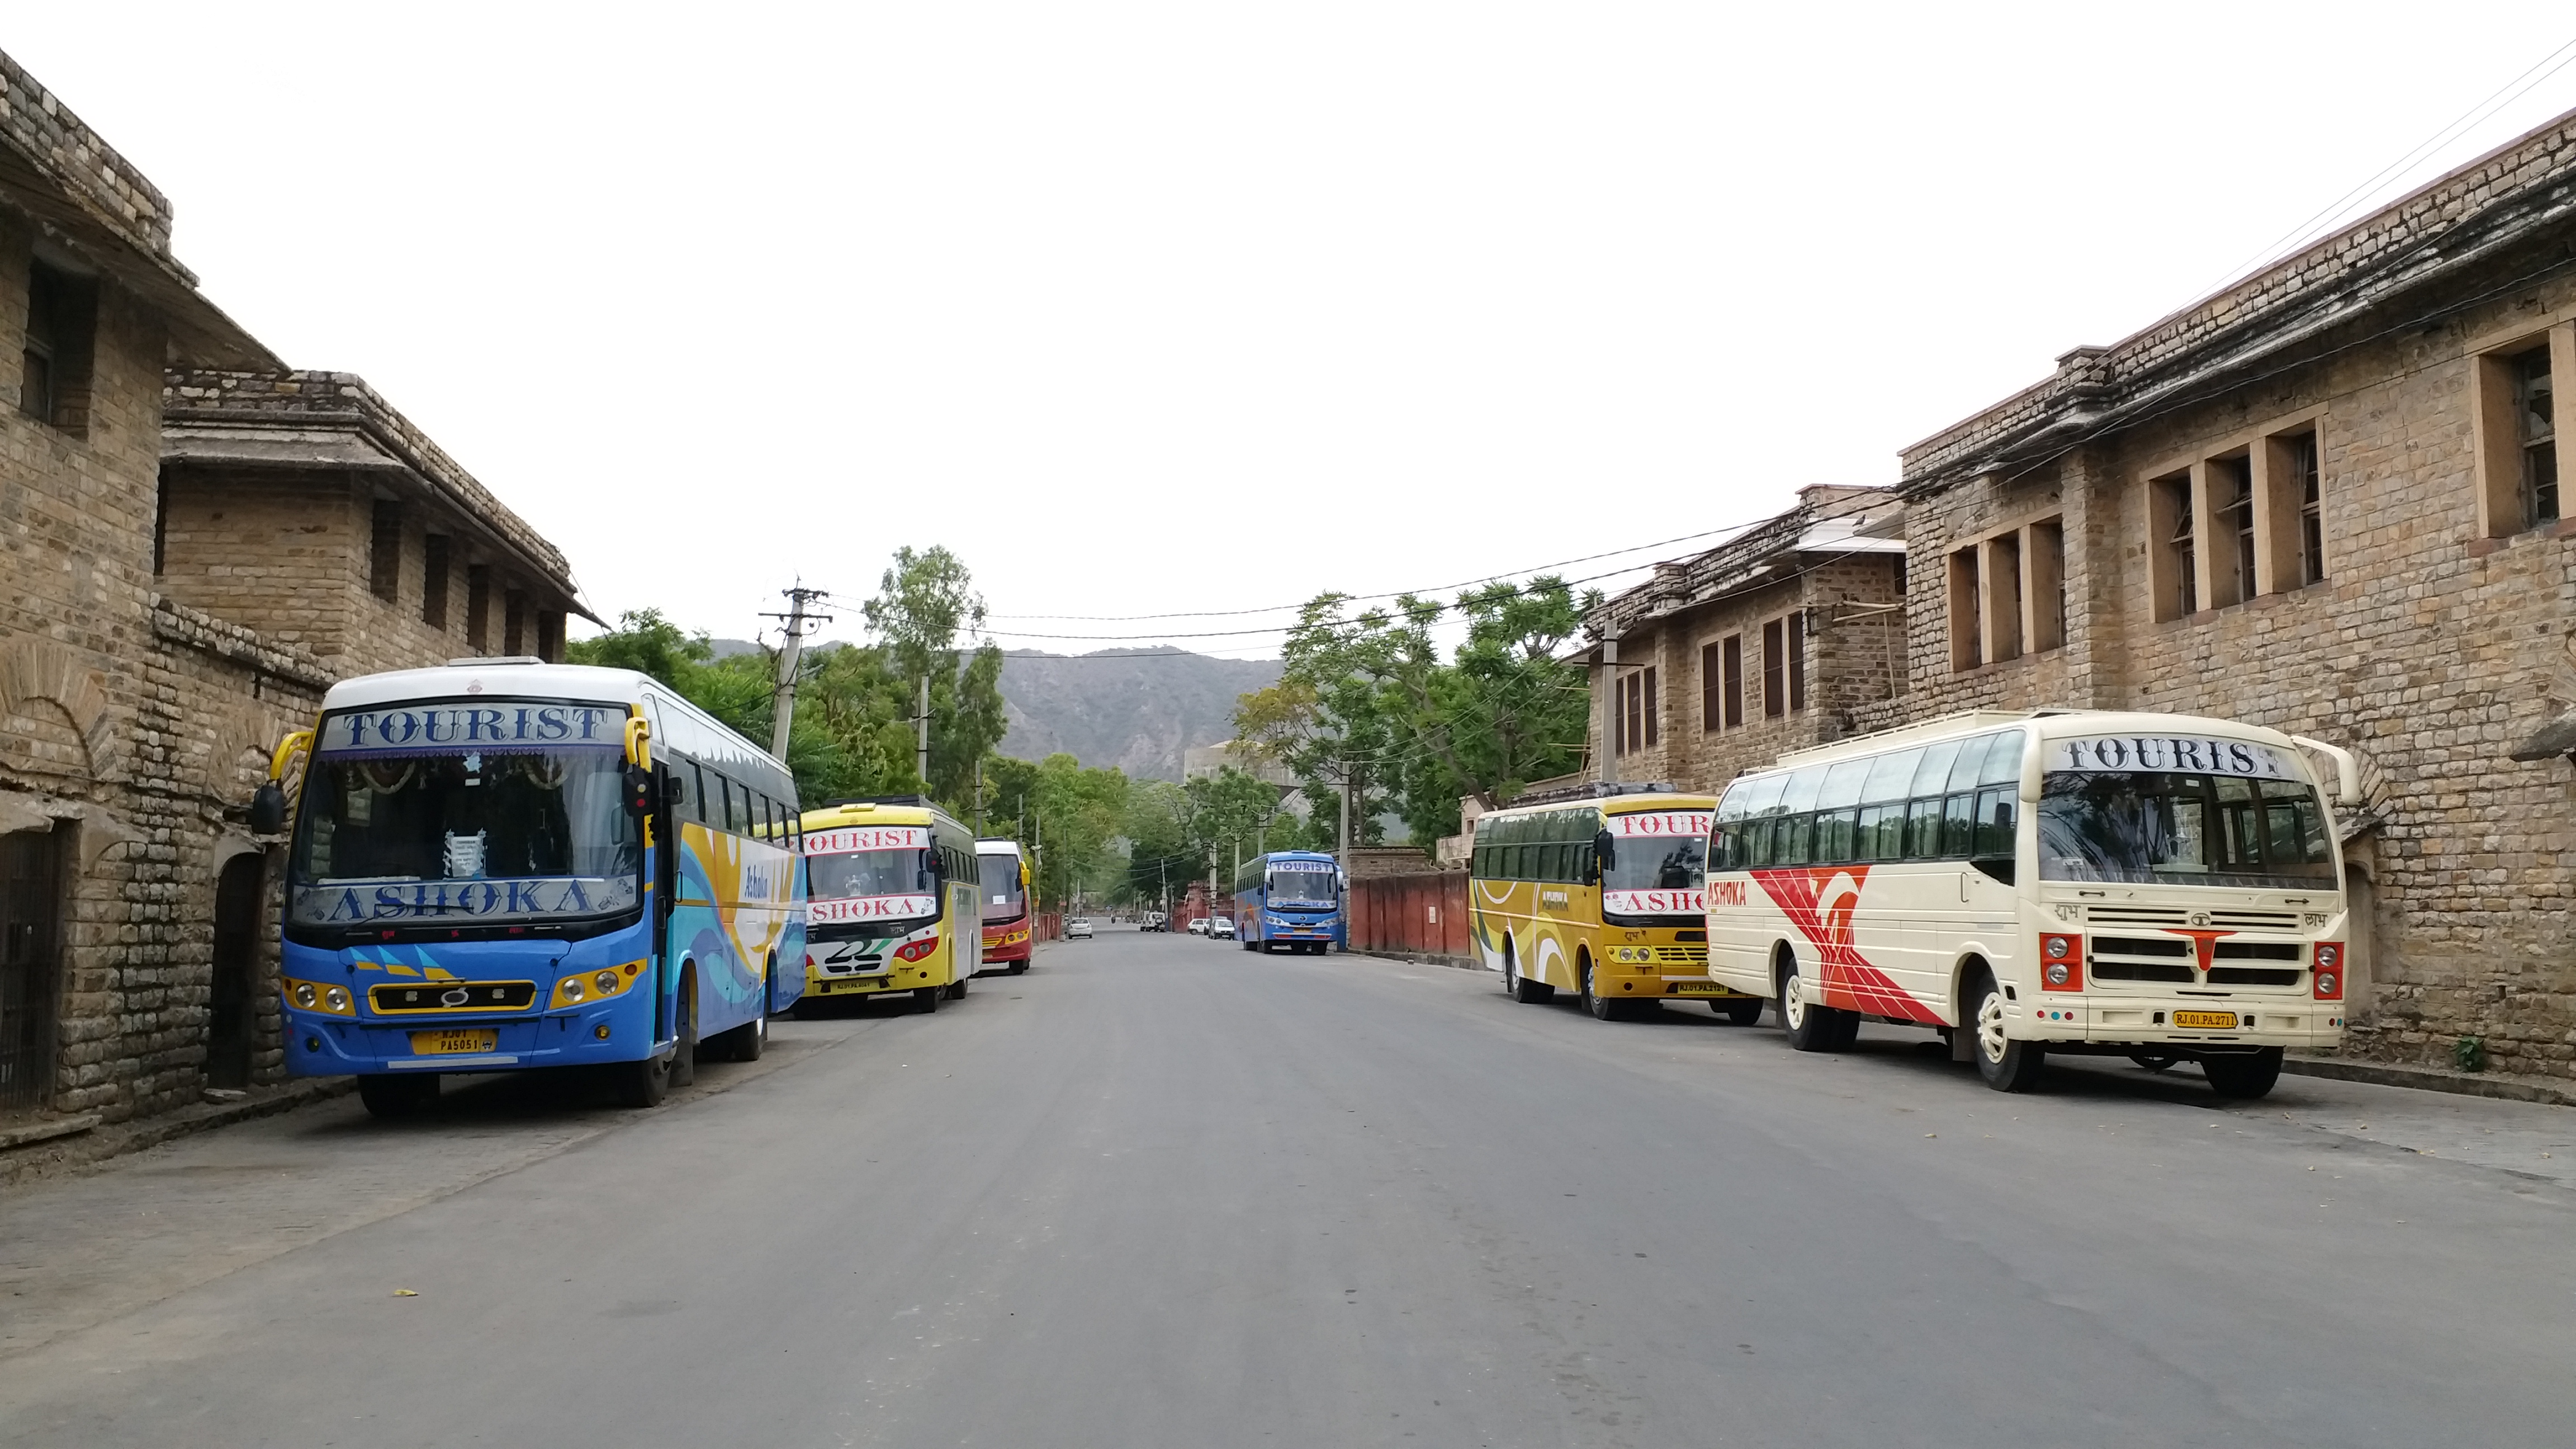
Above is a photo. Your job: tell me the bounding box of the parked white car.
[1210,916,1235,939]
[1187,917,1210,936]
[1065,918,1093,939]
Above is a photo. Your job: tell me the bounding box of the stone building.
[1573,484,1909,795]
[0,51,580,1142]
[1888,108,2576,1079]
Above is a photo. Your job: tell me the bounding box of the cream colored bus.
[1702,710,2359,1098]
[1469,787,1760,1021]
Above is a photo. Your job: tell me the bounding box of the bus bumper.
[282,985,665,1077]
[806,963,950,997]
[2008,997,2346,1052]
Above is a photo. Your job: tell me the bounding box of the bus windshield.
[288,742,641,927]
[1268,864,1338,908]
[2038,769,2336,887]
[981,856,1026,922]
[804,825,937,927]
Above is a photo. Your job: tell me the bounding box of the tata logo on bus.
[809,894,937,924]
[804,827,930,855]
[1609,811,1714,838]
[320,705,621,751]
[2049,736,2298,780]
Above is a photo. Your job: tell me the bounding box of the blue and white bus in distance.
[1233,850,1346,955]
[262,660,806,1116]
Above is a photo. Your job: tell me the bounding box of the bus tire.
[707,1012,765,1062]
[1719,996,1764,1026]
[1779,955,1841,1052]
[612,1051,669,1109]
[669,977,698,1088]
[357,1073,437,1119]
[1008,960,1028,974]
[949,974,969,999]
[1968,970,2044,1092]
[1580,958,1621,1021]
[2201,1048,2283,1100]
[1504,945,1546,1003]
[914,986,941,1014]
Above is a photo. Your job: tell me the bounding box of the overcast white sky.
[12,6,2576,660]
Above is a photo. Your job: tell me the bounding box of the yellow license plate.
[2172,1011,2238,1030]
[1669,982,1727,996]
[410,1029,498,1055]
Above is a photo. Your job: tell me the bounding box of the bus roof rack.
[823,794,932,809]
[1504,780,1679,807]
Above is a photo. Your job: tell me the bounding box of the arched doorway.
[206,853,265,1091]
[1,827,64,1111]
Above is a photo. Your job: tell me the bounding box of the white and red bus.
[1703,710,2359,1098]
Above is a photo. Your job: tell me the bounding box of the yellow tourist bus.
[797,797,982,1014]
[1469,786,1756,1021]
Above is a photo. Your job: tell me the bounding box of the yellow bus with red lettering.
[1468,785,1755,1022]
[797,797,981,1014]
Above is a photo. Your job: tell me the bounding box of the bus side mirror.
[248,782,288,836]
[1594,830,1616,875]
[665,773,688,808]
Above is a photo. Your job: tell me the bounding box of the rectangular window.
[1763,618,1787,715]
[20,260,94,433]
[2517,347,2559,528]
[464,566,491,650]
[0,827,64,1111]
[1947,547,1981,670]
[2028,517,2067,651]
[2152,472,2195,621]
[1784,612,1805,712]
[422,535,451,628]
[1701,641,1722,732]
[369,500,404,603]
[153,476,171,577]
[1722,635,1744,728]
[1618,671,1639,754]
[2215,454,2255,607]
[504,589,528,656]
[537,610,565,663]
[2289,433,2324,585]
[1641,666,1659,747]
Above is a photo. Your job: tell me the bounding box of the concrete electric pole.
[763,585,832,760]
[1598,633,1620,787]
[915,675,931,791]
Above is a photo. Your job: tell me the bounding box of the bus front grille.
[369,981,538,1014]
[2092,936,2192,958]
[2089,960,2194,983]
[1652,945,1708,965]
[2085,907,2188,926]
[2208,967,2302,986]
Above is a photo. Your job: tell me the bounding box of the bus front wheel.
[1718,997,1764,1026]
[1580,959,1625,1021]
[1969,972,2045,1092]
[914,986,942,1014]
[1780,959,1854,1052]
[612,1051,669,1109]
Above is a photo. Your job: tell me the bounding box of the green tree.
[861,546,1010,811]
[566,608,711,687]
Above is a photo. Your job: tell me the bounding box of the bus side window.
[1817,808,1859,864]
[1974,788,2016,860]
[1905,797,1945,859]
[1979,731,2028,785]
[1779,813,1816,866]
[689,763,711,826]
[1943,792,1977,856]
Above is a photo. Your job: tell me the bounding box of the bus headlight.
[293,982,316,1008]
[322,986,349,1012]
[282,978,356,1017]
[2313,946,2345,1000]
[894,937,939,963]
[594,970,619,994]
[2038,934,2082,991]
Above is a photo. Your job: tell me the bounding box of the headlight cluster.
[894,936,940,963]
[282,978,356,1017]
[552,960,646,1010]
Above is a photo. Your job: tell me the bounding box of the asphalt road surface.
[4,929,2573,1447]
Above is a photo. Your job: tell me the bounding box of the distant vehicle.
[1187,917,1211,936]
[265,661,806,1117]
[1474,787,1736,1022]
[800,797,982,1015]
[1209,916,1235,939]
[1140,913,1167,932]
[976,837,1033,975]
[1703,709,2359,1099]
[1065,918,1093,940]
[1234,850,1344,954]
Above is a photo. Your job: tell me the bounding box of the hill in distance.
[709,640,1278,783]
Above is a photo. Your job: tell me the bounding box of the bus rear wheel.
[357,1073,438,1119]
[914,986,942,1014]
[1969,971,2045,1092]
[1505,948,1550,1003]
[2201,1048,2283,1100]
[710,1011,766,1062]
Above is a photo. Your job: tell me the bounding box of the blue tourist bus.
[257,660,806,1116]
[1232,850,1346,954]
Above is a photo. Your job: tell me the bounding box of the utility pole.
[1598,633,1620,787]
[1337,771,1352,867]
[973,759,983,838]
[915,675,931,792]
[761,585,832,759]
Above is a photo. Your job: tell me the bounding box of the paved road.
[4,930,2573,1447]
